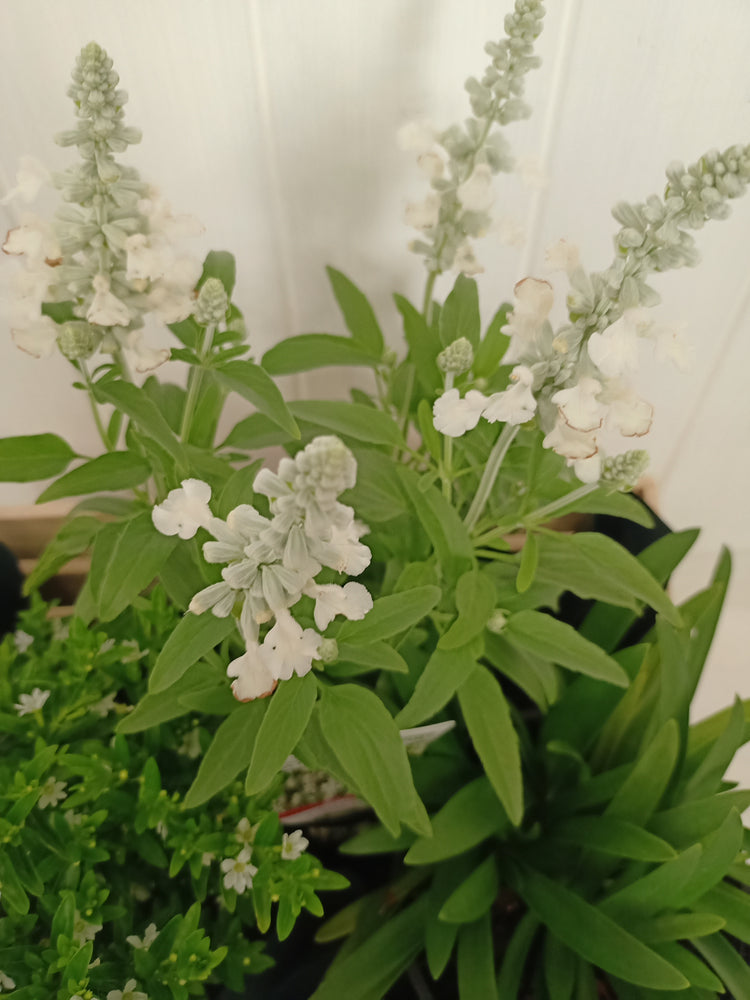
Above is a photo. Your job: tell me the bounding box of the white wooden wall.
[1,1,748,757]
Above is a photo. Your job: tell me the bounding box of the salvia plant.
[2,5,750,999]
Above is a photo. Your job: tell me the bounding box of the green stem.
[464,423,519,531]
[441,435,454,500]
[520,483,598,528]
[422,269,438,323]
[78,359,113,452]
[180,324,215,442]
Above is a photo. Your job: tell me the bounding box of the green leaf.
[289,400,403,447]
[340,825,416,856]
[516,532,538,593]
[397,465,474,582]
[116,662,215,733]
[438,570,496,650]
[216,461,262,517]
[417,398,443,461]
[0,433,76,482]
[440,854,499,923]
[648,790,750,846]
[337,585,441,645]
[605,719,679,826]
[396,636,483,729]
[601,845,703,919]
[504,610,629,688]
[551,815,676,862]
[473,304,511,378]
[186,369,226,448]
[536,532,682,626]
[220,412,293,450]
[496,911,538,1000]
[0,850,29,913]
[458,664,523,826]
[36,451,150,503]
[683,697,747,800]
[405,777,508,865]
[183,700,269,808]
[149,612,236,693]
[214,359,299,437]
[94,380,186,466]
[519,867,688,990]
[333,642,409,675]
[245,673,318,794]
[700,882,750,945]
[262,333,381,375]
[544,932,576,1000]
[326,266,384,355]
[394,293,442,393]
[88,512,178,621]
[318,684,430,837]
[651,942,724,993]
[485,632,558,712]
[668,808,744,907]
[199,249,236,296]
[694,932,750,1000]
[440,274,480,348]
[23,515,101,594]
[458,914,499,1000]
[626,912,726,943]
[310,896,429,1000]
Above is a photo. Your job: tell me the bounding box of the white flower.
[551,377,605,432]
[227,644,278,701]
[73,910,101,945]
[126,923,159,950]
[152,479,213,539]
[124,233,169,282]
[87,273,131,327]
[417,151,444,179]
[262,609,321,682]
[89,692,118,717]
[281,829,309,861]
[453,241,484,276]
[310,517,372,576]
[123,329,169,373]
[396,119,436,153]
[236,817,257,844]
[457,164,494,212]
[545,238,580,275]
[572,452,602,484]
[0,971,16,992]
[14,687,50,716]
[588,310,646,378]
[482,366,537,425]
[606,387,653,437]
[502,277,555,363]
[1,155,49,204]
[400,720,456,756]
[146,281,195,324]
[433,388,488,437]
[177,727,202,759]
[306,581,373,630]
[3,216,61,262]
[542,415,598,460]
[106,979,147,1000]
[221,847,258,893]
[13,629,34,653]
[404,193,440,231]
[11,316,59,359]
[38,777,67,809]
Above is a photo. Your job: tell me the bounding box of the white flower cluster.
[152,437,373,700]
[401,0,545,276]
[2,42,202,373]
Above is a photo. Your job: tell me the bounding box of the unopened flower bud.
[316,638,339,664]
[193,277,228,326]
[601,450,649,492]
[57,321,101,360]
[486,609,508,634]
[438,337,474,375]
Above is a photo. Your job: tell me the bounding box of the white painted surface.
[0,1,747,747]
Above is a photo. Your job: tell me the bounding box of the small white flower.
[146,281,195,324]
[152,479,213,539]
[542,415,598,460]
[177,727,202,759]
[482,366,537,425]
[417,151,444,179]
[155,821,168,840]
[0,970,16,992]
[221,847,258,894]
[396,119,436,153]
[457,164,494,212]
[38,777,67,809]
[227,644,278,702]
[201,852,214,867]
[588,311,645,378]
[3,216,61,262]
[308,517,372,576]
[126,923,159,950]
[123,329,169,373]
[14,687,50,716]
[1,155,50,204]
[404,193,440,231]
[13,630,34,653]
[87,273,131,327]
[11,316,61,359]
[236,817,257,844]
[189,580,236,617]
[262,609,321,682]
[545,238,581,275]
[73,910,101,945]
[572,452,602,484]
[106,979,148,1000]
[307,581,373,630]
[453,240,484,276]
[52,619,70,641]
[281,829,309,861]
[124,233,168,282]
[606,388,653,437]
[433,388,488,437]
[65,810,84,826]
[89,692,118,717]
[551,377,605,432]
[502,277,555,362]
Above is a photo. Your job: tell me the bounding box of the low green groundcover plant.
[2,3,750,997]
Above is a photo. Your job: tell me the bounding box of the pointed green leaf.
[438,570,496,650]
[94,380,186,465]
[337,585,441,645]
[516,532,539,593]
[149,612,236,693]
[397,465,474,582]
[0,432,76,482]
[332,641,408,675]
[184,700,268,808]
[199,249,236,296]
[23,515,101,594]
[544,932,576,1000]
[396,636,483,729]
[496,910,538,1000]
[458,664,523,826]
[262,333,381,374]
[326,266,384,355]
[290,399,402,447]
[405,776,508,865]
[439,274,480,348]
[394,293,442,393]
[694,932,750,1000]
[440,854,499,923]
[36,451,150,503]
[601,845,703,919]
[457,914,499,1000]
[551,815,675,862]
[245,673,318,794]
[215,359,299,437]
[473,304,511,378]
[605,719,679,825]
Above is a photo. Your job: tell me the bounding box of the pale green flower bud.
[317,638,339,664]
[193,278,228,326]
[486,609,508,634]
[438,337,474,374]
[601,450,649,492]
[57,321,101,360]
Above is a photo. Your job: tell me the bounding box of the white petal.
[87,274,131,327]
[457,164,494,212]
[482,366,537,425]
[542,416,598,460]
[11,316,59,358]
[551,377,604,432]
[124,330,169,372]
[227,644,277,701]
